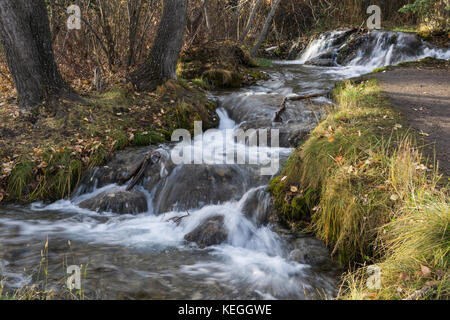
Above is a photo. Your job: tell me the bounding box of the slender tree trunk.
[238,0,263,44]
[0,0,71,113]
[126,0,143,68]
[203,0,211,36]
[130,0,188,91]
[251,0,283,57]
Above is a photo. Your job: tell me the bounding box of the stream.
[1,30,449,299]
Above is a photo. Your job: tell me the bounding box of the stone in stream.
[151,164,265,214]
[241,187,275,226]
[184,216,228,248]
[289,237,333,268]
[79,189,148,214]
[305,58,337,67]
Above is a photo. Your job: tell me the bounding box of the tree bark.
[0,0,71,112]
[238,0,263,44]
[126,0,144,68]
[130,0,188,92]
[251,0,283,57]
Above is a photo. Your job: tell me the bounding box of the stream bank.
[270,77,449,300]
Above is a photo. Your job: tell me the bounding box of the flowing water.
[1,30,449,300]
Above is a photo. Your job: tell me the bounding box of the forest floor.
[370,58,450,178]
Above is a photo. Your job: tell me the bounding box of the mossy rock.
[202,69,243,88]
[177,60,205,79]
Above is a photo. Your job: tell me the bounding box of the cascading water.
[0,30,448,300]
[295,30,450,76]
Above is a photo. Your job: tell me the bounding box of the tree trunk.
[238,0,263,44]
[0,0,71,112]
[251,0,283,57]
[126,0,144,68]
[130,0,188,92]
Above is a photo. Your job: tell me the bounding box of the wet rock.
[336,32,370,65]
[184,216,228,248]
[305,58,337,67]
[241,187,274,226]
[287,38,308,60]
[152,164,265,213]
[79,189,148,214]
[76,147,159,195]
[75,146,173,196]
[289,237,333,268]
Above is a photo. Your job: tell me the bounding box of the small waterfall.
[298,30,348,64]
[298,30,450,70]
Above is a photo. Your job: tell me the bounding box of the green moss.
[87,146,108,169]
[372,57,448,73]
[112,130,129,150]
[192,78,211,90]
[133,131,166,146]
[254,58,273,67]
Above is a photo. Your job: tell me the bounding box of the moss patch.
[372,57,449,73]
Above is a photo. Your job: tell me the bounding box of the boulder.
[152,164,265,213]
[79,189,148,214]
[289,237,333,267]
[241,188,274,226]
[184,216,228,248]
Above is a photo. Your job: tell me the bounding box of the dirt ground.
[371,62,450,179]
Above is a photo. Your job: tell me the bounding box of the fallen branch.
[273,93,326,123]
[166,211,191,225]
[273,97,288,123]
[286,92,325,101]
[119,151,161,191]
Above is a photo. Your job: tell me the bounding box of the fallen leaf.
[365,292,377,299]
[399,272,410,281]
[420,265,431,278]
